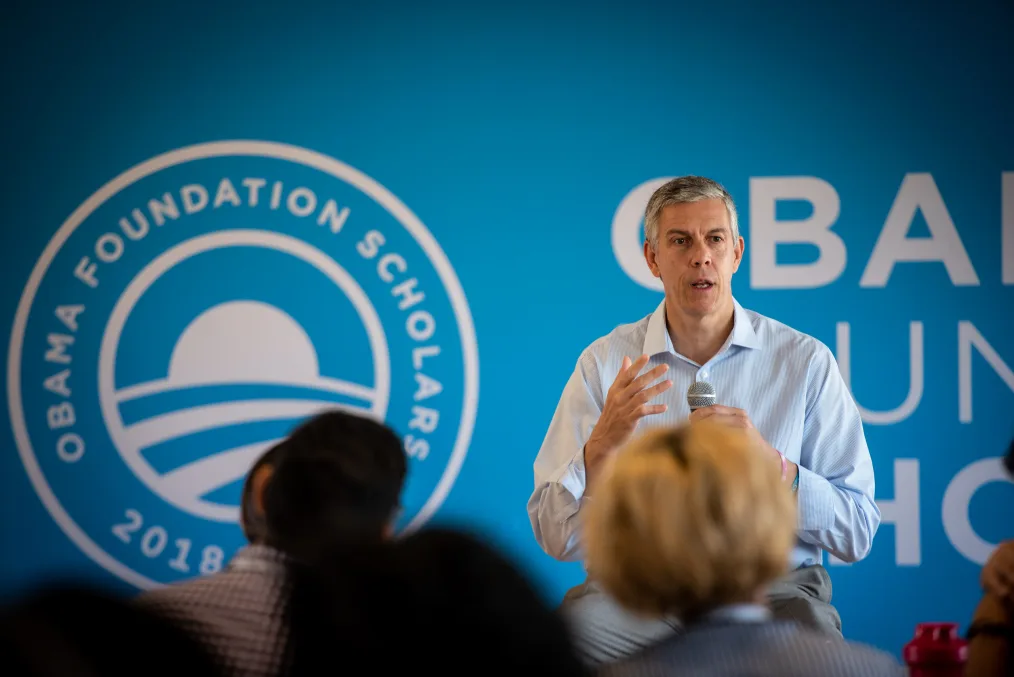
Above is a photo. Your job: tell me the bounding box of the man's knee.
[769,594,843,637]
[766,565,843,638]
[768,564,833,603]
[560,584,679,665]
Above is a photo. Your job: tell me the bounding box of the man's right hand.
[584,354,672,492]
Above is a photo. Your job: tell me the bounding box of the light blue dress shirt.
[527,298,880,569]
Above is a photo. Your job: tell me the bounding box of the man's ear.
[731,235,745,273]
[644,240,661,278]
[250,464,274,519]
[382,507,401,540]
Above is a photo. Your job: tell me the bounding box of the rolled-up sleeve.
[527,354,603,562]
[796,344,881,563]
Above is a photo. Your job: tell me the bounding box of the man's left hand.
[689,405,799,484]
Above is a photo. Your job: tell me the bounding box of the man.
[528,176,880,665]
[137,409,407,677]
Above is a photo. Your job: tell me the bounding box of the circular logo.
[8,141,479,589]
[611,176,672,292]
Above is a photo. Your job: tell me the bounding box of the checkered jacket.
[135,545,292,677]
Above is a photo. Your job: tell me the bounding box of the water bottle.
[903,622,967,676]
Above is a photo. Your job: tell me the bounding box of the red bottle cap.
[903,622,968,665]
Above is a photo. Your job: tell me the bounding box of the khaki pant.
[560,564,842,666]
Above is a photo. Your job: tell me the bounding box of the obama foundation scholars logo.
[8,140,479,589]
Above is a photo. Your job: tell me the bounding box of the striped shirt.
[527,298,880,569]
[598,604,904,677]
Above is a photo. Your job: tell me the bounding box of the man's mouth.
[691,280,714,289]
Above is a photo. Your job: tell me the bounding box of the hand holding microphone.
[687,380,799,486]
[584,355,673,492]
[687,379,758,430]
[687,381,716,411]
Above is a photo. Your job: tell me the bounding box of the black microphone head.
[687,381,716,411]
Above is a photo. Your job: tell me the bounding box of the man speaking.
[527,176,880,665]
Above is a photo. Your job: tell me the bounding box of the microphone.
[687,381,716,412]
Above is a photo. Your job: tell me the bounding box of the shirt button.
[700,370,709,380]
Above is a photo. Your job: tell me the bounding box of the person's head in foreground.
[239,409,408,561]
[1,585,221,677]
[282,527,590,676]
[583,419,795,622]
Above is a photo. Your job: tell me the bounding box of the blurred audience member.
[980,438,1014,609]
[963,437,1014,676]
[1,585,221,677]
[135,409,407,677]
[583,421,903,677]
[282,526,589,676]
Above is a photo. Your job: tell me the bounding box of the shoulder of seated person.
[972,591,1012,626]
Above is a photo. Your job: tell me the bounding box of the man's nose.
[690,242,711,267]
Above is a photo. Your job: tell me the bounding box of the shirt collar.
[642,297,763,359]
[228,543,292,574]
[699,603,772,625]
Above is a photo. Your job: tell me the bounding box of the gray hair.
[643,176,739,250]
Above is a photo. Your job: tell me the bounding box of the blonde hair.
[583,420,796,620]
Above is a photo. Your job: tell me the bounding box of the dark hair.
[281,528,588,676]
[0,585,221,677]
[260,410,407,561]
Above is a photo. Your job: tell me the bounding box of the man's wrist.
[772,448,800,494]
[584,438,618,499]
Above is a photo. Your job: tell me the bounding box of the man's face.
[644,199,744,320]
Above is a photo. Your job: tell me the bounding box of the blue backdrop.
[2,0,1012,659]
